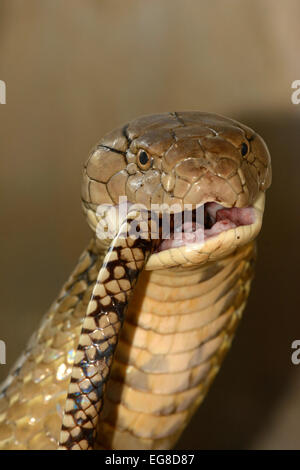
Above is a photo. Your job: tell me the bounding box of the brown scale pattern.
[59,214,156,450]
[95,243,255,449]
[0,239,103,450]
[82,111,271,226]
[0,240,254,450]
[0,112,271,450]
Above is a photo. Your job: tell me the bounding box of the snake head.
[81,112,271,269]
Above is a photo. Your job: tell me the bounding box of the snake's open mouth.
[146,192,265,270]
[157,202,256,252]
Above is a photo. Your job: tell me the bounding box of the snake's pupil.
[241,142,248,156]
[139,151,149,165]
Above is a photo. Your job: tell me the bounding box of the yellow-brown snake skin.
[0,112,271,450]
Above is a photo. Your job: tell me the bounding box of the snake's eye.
[241,142,249,157]
[137,150,152,170]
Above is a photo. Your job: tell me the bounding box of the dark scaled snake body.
[0,112,271,450]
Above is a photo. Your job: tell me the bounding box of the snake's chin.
[145,192,265,270]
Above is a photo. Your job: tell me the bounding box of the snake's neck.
[0,238,255,450]
[96,241,255,450]
[0,238,105,450]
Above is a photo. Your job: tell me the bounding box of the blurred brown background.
[0,0,300,449]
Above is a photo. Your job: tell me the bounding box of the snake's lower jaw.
[145,191,265,271]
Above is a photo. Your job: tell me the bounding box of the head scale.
[81,112,271,269]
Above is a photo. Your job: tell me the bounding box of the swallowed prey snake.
[0,112,271,450]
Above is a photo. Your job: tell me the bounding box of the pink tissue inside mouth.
[158,202,255,252]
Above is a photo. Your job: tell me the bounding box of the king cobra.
[0,112,271,450]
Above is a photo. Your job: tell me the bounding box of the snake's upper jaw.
[145,191,265,270]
